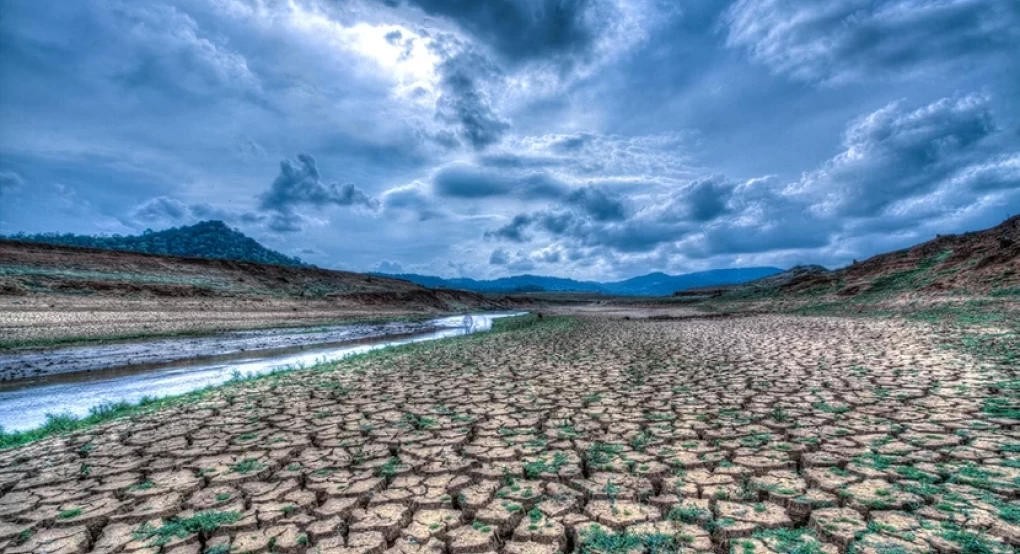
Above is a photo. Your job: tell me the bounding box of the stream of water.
[0,312,524,432]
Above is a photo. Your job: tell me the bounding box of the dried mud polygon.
[1,316,1017,553]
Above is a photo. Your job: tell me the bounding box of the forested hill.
[3,220,306,267]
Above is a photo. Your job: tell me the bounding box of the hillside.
[0,239,497,307]
[718,216,1020,300]
[382,267,783,296]
[2,220,306,267]
[0,240,507,349]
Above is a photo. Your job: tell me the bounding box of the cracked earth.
[1,315,1017,554]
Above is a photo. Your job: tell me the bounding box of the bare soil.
[1,311,1016,554]
[0,241,514,350]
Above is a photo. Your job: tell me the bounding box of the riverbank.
[0,312,526,433]
[0,314,464,381]
[0,240,517,352]
[0,313,543,448]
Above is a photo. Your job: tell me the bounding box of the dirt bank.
[0,241,522,350]
[0,318,449,381]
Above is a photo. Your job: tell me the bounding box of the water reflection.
[0,312,524,432]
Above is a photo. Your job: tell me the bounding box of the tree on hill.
[3,220,307,267]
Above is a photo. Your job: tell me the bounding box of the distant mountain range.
[2,220,306,267]
[4,221,784,295]
[378,268,784,296]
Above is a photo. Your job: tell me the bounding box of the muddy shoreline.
[0,318,450,382]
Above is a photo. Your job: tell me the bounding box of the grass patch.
[132,510,241,547]
[577,525,691,554]
[0,313,562,450]
[57,508,82,519]
[0,400,174,450]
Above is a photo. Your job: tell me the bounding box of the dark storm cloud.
[484,214,535,243]
[564,186,626,221]
[393,0,605,65]
[434,51,511,149]
[259,153,377,212]
[695,198,834,258]
[661,176,735,223]
[432,163,567,199]
[725,0,1020,83]
[532,211,573,235]
[488,247,510,265]
[432,160,630,225]
[481,94,1020,261]
[482,176,727,253]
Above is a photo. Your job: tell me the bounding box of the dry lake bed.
[0,312,1017,554]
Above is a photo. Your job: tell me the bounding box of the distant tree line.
[2,220,307,267]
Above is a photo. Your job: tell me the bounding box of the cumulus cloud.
[483,94,1020,263]
[253,153,378,232]
[260,153,377,213]
[725,0,1020,84]
[658,176,735,223]
[791,94,1011,218]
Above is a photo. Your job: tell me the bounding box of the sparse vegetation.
[1,254,1017,554]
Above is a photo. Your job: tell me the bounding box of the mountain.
[2,220,306,267]
[383,274,605,294]
[381,267,784,296]
[604,268,784,296]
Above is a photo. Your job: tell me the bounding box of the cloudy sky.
[1,0,1018,280]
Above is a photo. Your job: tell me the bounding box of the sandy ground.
[0,313,1017,554]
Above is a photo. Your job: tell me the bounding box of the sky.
[1,0,1018,280]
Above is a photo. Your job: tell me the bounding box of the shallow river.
[0,312,524,432]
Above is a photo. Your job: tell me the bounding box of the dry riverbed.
[0,313,1017,554]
